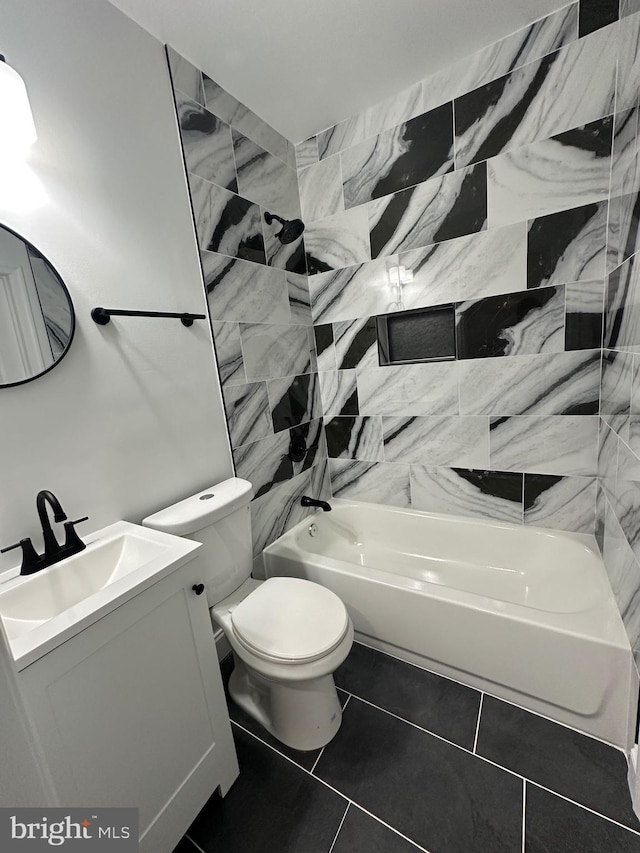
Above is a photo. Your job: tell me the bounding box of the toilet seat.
[231,577,350,664]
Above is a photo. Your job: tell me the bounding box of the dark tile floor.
[174,642,640,853]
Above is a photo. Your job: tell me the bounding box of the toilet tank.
[142,478,254,606]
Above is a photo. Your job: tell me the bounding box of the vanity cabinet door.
[18,560,239,853]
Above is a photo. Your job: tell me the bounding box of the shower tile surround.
[167,5,640,665]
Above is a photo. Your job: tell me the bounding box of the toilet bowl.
[143,478,353,751]
[212,576,353,750]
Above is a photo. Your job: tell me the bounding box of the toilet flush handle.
[192,583,205,595]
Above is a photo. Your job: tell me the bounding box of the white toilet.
[143,478,353,751]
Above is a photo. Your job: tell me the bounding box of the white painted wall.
[0,0,233,578]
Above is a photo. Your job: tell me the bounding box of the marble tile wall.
[290,5,640,564]
[166,47,329,566]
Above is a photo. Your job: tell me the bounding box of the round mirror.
[0,225,75,388]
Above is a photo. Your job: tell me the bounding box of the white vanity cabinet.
[16,556,239,853]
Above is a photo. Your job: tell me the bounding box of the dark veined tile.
[565,281,604,351]
[476,695,640,830]
[315,697,523,853]
[334,317,378,369]
[579,0,620,37]
[332,806,422,853]
[369,163,487,259]
[324,416,383,461]
[269,373,321,433]
[526,784,640,852]
[334,642,481,749]
[527,201,607,289]
[456,286,564,359]
[188,725,347,853]
[342,102,454,209]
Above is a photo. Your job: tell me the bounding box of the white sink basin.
[0,520,200,668]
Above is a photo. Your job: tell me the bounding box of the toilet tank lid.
[142,478,253,535]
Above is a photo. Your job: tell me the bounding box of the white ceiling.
[107,0,569,144]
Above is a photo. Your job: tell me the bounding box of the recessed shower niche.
[377,304,456,366]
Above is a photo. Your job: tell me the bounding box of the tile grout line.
[350,639,626,752]
[473,692,484,753]
[521,780,527,853]
[327,802,350,853]
[231,714,640,842]
[231,719,433,853]
[349,693,640,835]
[184,833,206,853]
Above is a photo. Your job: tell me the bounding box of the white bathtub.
[263,499,638,749]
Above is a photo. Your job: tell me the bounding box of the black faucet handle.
[1,538,43,575]
[63,517,89,551]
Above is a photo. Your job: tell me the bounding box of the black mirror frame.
[0,224,76,389]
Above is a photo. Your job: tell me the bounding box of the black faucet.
[301,495,332,512]
[1,491,89,575]
[37,490,67,563]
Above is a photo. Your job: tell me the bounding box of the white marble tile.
[458,350,600,415]
[598,418,620,483]
[364,82,424,140]
[202,250,289,323]
[623,0,640,17]
[305,206,371,274]
[204,76,292,166]
[222,381,273,448]
[610,108,640,201]
[489,415,598,475]
[602,496,640,648]
[287,272,312,326]
[308,256,400,324]
[523,474,596,533]
[318,113,368,161]
[421,4,579,113]
[188,174,265,263]
[455,23,617,168]
[382,416,490,468]
[487,118,612,228]
[319,370,358,417]
[232,131,300,220]
[329,459,411,507]
[211,320,246,387]
[410,466,524,523]
[296,136,319,170]
[357,360,459,416]
[455,224,528,300]
[175,92,237,191]
[617,12,640,112]
[250,467,316,558]
[233,418,325,500]
[332,317,378,370]
[601,350,633,437]
[239,323,314,381]
[167,46,204,105]
[605,255,640,351]
[298,156,344,223]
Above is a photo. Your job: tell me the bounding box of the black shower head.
[264,211,305,244]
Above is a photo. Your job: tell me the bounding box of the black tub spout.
[301,495,332,512]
